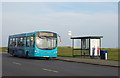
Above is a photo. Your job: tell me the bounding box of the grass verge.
[0,47,119,61]
[58,46,119,61]
[0,47,8,52]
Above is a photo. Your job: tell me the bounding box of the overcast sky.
[1,2,118,48]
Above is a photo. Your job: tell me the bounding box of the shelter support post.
[72,39,74,57]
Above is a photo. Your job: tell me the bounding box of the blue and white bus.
[8,31,59,59]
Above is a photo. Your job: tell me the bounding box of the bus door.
[26,36,34,57]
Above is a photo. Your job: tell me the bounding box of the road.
[2,53,118,76]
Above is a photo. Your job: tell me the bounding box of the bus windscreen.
[35,32,57,50]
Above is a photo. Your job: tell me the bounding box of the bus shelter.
[71,36,103,57]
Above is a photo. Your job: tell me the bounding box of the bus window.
[30,36,34,47]
[26,37,30,47]
[36,32,57,50]
[16,38,18,47]
[17,38,20,47]
[12,38,16,46]
[24,37,26,46]
[10,38,13,45]
[20,37,24,46]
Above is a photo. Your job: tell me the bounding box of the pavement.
[56,56,119,67]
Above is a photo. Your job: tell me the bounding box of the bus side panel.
[8,37,12,54]
[8,43,15,55]
[8,37,10,53]
[25,47,34,57]
[8,46,12,55]
[16,47,25,57]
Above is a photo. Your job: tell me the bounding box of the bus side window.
[10,38,13,45]
[12,38,16,46]
[26,37,30,47]
[17,38,20,47]
[24,37,26,46]
[16,38,18,47]
[20,37,24,46]
[30,36,34,47]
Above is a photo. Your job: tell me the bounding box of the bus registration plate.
[43,56,49,57]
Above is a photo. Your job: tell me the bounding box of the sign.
[82,39,86,49]
[30,37,33,40]
[81,39,89,49]
[39,32,54,36]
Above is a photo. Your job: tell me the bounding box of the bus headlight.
[54,51,57,53]
[35,50,38,52]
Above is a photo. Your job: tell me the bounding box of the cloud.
[0,3,2,47]
[2,0,119,2]
[2,2,118,48]
[2,10,118,48]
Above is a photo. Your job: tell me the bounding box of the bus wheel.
[46,57,50,60]
[25,52,29,58]
[52,57,56,59]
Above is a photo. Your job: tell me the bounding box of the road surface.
[2,53,118,76]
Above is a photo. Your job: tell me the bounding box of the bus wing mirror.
[58,35,62,43]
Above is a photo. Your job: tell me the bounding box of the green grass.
[58,46,73,56]
[101,48,119,61]
[58,46,119,61]
[0,47,119,61]
[0,47,8,52]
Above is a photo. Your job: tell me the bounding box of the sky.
[1,2,118,48]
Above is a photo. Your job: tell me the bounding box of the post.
[81,39,82,56]
[89,39,90,56]
[72,39,74,57]
[92,46,95,59]
[105,53,108,60]
[68,31,72,48]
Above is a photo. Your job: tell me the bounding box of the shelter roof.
[71,36,103,39]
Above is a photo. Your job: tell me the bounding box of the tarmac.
[56,56,119,67]
[1,52,119,67]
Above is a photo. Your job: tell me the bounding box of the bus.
[8,31,60,59]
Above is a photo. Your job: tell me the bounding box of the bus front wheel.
[46,57,50,60]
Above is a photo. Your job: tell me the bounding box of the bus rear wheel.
[25,52,29,58]
[46,57,50,60]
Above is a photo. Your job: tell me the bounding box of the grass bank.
[101,48,119,61]
[58,46,119,61]
[0,47,119,61]
[0,47,8,52]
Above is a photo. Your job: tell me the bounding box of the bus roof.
[9,31,58,37]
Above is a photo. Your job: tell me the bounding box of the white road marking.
[52,70,58,73]
[12,62,21,66]
[42,68,59,73]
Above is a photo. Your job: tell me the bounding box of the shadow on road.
[2,53,56,61]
